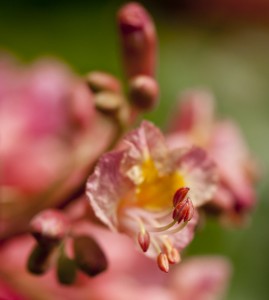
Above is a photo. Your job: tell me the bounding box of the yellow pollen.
[134,159,184,210]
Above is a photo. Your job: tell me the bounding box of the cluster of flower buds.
[28,208,107,284]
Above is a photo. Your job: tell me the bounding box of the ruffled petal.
[121,121,171,176]
[86,150,134,231]
[168,89,215,147]
[172,147,218,207]
[209,121,256,211]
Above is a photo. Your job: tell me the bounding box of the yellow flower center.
[134,159,184,211]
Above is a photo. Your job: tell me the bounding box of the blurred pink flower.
[86,121,217,271]
[169,256,231,300]
[0,225,231,300]
[0,56,117,239]
[167,90,257,223]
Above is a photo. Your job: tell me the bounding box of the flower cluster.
[0,2,258,299]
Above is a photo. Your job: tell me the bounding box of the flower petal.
[121,121,171,176]
[172,147,218,207]
[86,150,133,231]
[173,210,198,251]
[209,121,256,211]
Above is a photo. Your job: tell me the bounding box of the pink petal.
[209,121,256,211]
[168,89,215,144]
[170,256,232,300]
[172,147,218,207]
[86,150,134,231]
[121,121,171,175]
[173,210,199,251]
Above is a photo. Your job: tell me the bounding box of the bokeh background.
[1,0,269,299]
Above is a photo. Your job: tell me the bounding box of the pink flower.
[0,229,231,300]
[167,90,257,222]
[169,256,231,300]
[0,56,117,239]
[86,121,217,271]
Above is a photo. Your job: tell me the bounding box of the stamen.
[165,221,188,235]
[173,197,194,223]
[173,187,190,207]
[138,230,150,252]
[166,247,181,264]
[157,253,169,273]
[148,219,177,232]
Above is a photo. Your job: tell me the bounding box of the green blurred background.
[1,0,269,299]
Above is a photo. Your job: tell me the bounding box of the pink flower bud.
[94,91,124,114]
[86,71,121,93]
[30,209,69,246]
[128,75,159,111]
[117,2,157,78]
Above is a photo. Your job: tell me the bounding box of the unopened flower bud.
[94,91,124,114]
[27,243,53,275]
[117,2,157,78]
[138,230,150,252]
[74,235,108,277]
[129,75,159,111]
[57,247,77,285]
[86,71,121,93]
[30,209,69,246]
[157,253,169,273]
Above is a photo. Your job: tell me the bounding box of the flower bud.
[57,247,77,285]
[128,75,159,111]
[74,235,108,277]
[94,91,124,114]
[27,243,53,275]
[86,71,121,93]
[30,209,69,246]
[117,2,157,78]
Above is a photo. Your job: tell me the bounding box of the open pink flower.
[86,121,217,271]
[167,90,257,223]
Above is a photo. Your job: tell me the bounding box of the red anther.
[173,197,194,223]
[157,253,169,273]
[173,187,190,207]
[167,248,181,264]
[138,230,150,252]
[183,198,194,222]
